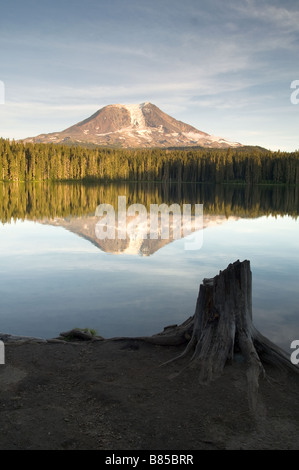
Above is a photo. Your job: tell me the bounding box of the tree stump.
[148,260,298,411]
[112,259,299,411]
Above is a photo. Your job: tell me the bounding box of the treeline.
[1,138,299,184]
[1,182,299,224]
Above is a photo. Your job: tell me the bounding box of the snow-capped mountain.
[24,102,242,148]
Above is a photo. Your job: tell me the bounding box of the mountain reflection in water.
[2,181,299,256]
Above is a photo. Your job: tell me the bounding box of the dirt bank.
[0,336,298,450]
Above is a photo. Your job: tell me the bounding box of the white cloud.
[236,0,299,32]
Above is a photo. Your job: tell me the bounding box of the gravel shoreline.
[0,333,299,450]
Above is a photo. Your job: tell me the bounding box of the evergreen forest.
[1,139,299,185]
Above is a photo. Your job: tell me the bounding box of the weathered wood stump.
[142,260,298,411]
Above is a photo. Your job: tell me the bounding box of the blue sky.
[0,0,298,150]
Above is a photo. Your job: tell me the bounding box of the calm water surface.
[0,182,298,351]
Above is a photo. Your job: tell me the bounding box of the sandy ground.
[0,336,299,450]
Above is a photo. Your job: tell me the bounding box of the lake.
[0,182,298,352]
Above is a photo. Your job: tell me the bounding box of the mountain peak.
[23,102,242,149]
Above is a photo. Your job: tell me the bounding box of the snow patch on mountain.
[123,103,147,128]
[208,135,241,147]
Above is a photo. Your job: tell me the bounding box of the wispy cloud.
[235,0,299,33]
